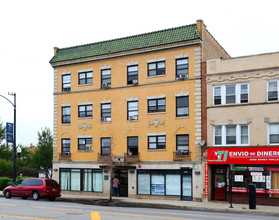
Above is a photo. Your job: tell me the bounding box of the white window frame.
[268,123,279,145]
[213,124,249,146]
[267,80,279,102]
[213,83,249,105]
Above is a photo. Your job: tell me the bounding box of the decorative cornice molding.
[126,61,139,66]
[175,91,189,97]
[147,94,166,99]
[61,103,71,107]
[147,57,166,63]
[126,96,139,101]
[100,64,111,70]
[175,53,189,59]
[100,99,111,104]
[78,68,93,73]
[61,70,71,75]
[147,132,166,136]
[78,101,93,105]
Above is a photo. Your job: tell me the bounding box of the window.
[101,69,111,87]
[60,168,102,192]
[101,138,111,156]
[148,135,166,149]
[127,101,138,120]
[176,135,189,155]
[127,136,138,156]
[148,61,165,76]
[78,138,92,151]
[213,83,249,105]
[127,65,138,84]
[214,124,249,146]
[62,139,70,153]
[78,105,92,118]
[269,124,279,144]
[137,170,184,196]
[214,126,222,145]
[62,106,70,124]
[214,87,221,105]
[268,81,278,101]
[79,71,93,85]
[226,126,236,144]
[226,85,235,104]
[176,96,189,117]
[176,58,188,78]
[62,74,71,92]
[101,103,111,122]
[148,98,165,113]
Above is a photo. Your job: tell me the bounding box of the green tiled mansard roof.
[50,24,201,63]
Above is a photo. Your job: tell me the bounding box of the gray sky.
[1,0,279,146]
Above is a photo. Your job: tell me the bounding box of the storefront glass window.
[60,169,70,190]
[71,169,81,191]
[267,167,279,198]
[166,174,181,195]
[151,174,165,195]
[138,174,150,194]
[83,169,92,191]
[93,172,103,192]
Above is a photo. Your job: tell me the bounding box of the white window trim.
[175,53,189,59]
[147,57,166,63]
[100,99,112,104]
[78,102,93,105]
[61,70,71,75]
[61,103,71,107]
[78,68,93,73]
[100,65,111,70]
[147,95,166,100]
[147,132,166,136]
[126,61,139,66]
[267,79,279,102]
[213,83,249,105]
[77,135,93,139]
[213,124,250,146]
[267,123,279,145]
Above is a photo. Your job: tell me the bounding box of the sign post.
[229,163,234,208]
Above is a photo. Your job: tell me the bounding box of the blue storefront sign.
[6,122,13,143]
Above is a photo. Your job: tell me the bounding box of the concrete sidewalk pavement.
[1,191,279,216]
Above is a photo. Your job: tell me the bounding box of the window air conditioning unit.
[132,80,138,85]
[63,87,71,92]
[179,73,186,79]
[62,152,70,157]
[128,115,137,120]
[102,83,108,88]
[102,117,111,122]
[85,146,92,151]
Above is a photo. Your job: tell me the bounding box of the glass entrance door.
[213,167,226,200]
[181,175,192,200]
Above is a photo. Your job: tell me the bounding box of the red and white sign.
[205,163,208,196]
[207,147,279,165]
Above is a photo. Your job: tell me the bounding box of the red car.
[3,178,61,201]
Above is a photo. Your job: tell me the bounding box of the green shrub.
[0,159,12,176]
[0,177,12,190]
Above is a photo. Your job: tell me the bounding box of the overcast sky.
[1,0,279,146]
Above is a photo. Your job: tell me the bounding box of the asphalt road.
[0,197,278,220]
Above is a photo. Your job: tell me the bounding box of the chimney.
[196,19,205,37]
[54,47,59,55]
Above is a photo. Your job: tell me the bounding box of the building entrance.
[115,169,128,197]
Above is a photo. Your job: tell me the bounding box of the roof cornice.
[50,39,202,68]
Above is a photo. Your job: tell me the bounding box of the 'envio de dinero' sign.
[207,147,279,165]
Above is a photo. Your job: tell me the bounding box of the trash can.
[249,184,256,209]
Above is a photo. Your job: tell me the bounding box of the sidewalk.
[1,191,279,216]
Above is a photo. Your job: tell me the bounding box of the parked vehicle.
[3,178,61,201]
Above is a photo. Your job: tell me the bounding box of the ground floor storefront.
[206,146,279,206]
[52,162,203,201]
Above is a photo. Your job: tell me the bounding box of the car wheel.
[4,190,11,199]
[32,191,40,200]
[22,196,28,200]
[48,197,56,201]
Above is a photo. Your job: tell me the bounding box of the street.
[0,197,278,220]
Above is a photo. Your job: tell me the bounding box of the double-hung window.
[127,136,138,156]
[148,136,166,149]
[101,69,111,87]
[101,138,111,156]
[62,74,71,92]
[269,124,279,144]
[176,135,189,155]
[148,98,166,113]
[148,61,165,76]
[79,71,93,85]
[127,101,138,120]
[78,105,92,118]
[127,65,138,84]
[62,106,71,124]
[61,139,70,153]
[213,83,249,105]
[101,103,111,122]
[176,58,188,78]
[78,138,92,151]
[214,124,249,146]
[268,81,278,101]
[176,96,189,117]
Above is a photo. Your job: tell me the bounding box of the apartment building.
[206,52,279,205]
[50,20,229,201]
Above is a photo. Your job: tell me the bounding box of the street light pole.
[0,93,16,183]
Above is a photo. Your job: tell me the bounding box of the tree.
[32,128,53,178]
